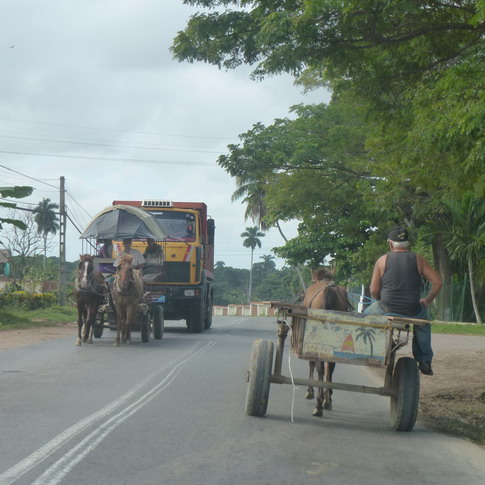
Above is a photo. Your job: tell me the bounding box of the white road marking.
[0,341,216,485]
[230,318,245,326]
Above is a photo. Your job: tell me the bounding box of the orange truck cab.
[112,199,215,332]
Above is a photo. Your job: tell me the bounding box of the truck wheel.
[187,303,204,333]
[141,312,150,343]
[390,357,420,431]
[204,294,213,330]
[153,305,164,340]
[246,340,273,417]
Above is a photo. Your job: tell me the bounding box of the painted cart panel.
[292,309,393,368]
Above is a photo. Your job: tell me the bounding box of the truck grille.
[156,261,190,283]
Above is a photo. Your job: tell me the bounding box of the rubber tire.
[141,312,150,343]
[245,340,274,417]
[390,357,420,431]
[93,314,104,338]
[187,303,204,333]
[204,294,213,330]
[152,305,164,340]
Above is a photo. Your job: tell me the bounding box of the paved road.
[0,316,484,485]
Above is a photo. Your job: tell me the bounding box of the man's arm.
[417,255,442,306]
[369,256,386,300]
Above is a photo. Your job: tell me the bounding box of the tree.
[231,173,307,290]
[241,226,265,303]
[173,0,484,309]
[1,210,44,280]
[33,198,60,269]
[0,186,34,230]
[442,193,485,323]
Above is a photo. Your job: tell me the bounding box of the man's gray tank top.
[380,252,422,316]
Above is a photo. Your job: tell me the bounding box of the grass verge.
[431,321,485,336]
[0,306,77,331]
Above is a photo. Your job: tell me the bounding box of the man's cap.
[388,227,408,242]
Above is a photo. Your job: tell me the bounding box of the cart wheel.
[93,313,104,339]
[141,312,150,343]
[153,305,164,340]
[390,357,420,431]
[245,340,274,417]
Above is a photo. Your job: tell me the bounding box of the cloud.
[0,0,329,269]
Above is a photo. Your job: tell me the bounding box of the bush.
[0,291,57,310]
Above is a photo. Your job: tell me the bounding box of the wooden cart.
[92,257,165,343]
[245,304,429,431]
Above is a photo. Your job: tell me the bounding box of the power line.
[0,164,59,189]
[65,185,93,219]
[0,129,227,152]
[0,118,237,141]
[0,151,219,166]
[0,134,225,154]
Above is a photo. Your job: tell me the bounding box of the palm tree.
[355,327,377,356]
[232,175,307,291]
[241,226,265,304]
[442,192,485,323]
[33,198,60,269]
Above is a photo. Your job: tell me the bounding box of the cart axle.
[271,374,392,397]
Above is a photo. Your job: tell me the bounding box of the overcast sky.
[0,0,329,269]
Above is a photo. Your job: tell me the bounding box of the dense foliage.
[213,259,306,305]
[173,0,485,322]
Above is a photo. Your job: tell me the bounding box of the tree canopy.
[173,0,485,320]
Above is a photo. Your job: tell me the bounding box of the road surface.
[0,316,484,485]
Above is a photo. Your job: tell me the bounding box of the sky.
[0,0,329,269]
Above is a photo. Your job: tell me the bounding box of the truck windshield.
[149,211,196,242]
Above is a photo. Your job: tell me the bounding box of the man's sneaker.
[419,361,434,376]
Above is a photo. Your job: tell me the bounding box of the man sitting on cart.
[113,238,146,270]
[142,238,164,277]
[365,227,442,376]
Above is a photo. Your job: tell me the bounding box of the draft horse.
[111,254,144,346]
[74,254,107,345]
[303,268,350,416]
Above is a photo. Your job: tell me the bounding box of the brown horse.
[111,254,144,346]
[303,268,350,416]
[74,254,107,345]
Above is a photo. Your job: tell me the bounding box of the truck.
[112,199,215,333]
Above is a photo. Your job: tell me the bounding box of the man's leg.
[412,306,434,375]
[363,300,385,315]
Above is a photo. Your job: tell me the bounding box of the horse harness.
[307,280,336,307]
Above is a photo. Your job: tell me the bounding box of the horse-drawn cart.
[92,257,165,344]
[246,303,429,431]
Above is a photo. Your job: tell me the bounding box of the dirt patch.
[418,350,485,447]
[1,325,484,447]
[0,323,76,351]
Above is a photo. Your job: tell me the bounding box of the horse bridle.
[77,261,106,295]
[113,266,136,295]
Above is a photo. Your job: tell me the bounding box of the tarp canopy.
[80,205,167,240]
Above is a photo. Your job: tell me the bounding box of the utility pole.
[58,176,66,305]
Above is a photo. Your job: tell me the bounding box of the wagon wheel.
[152,305,164,340]
[93,312,104,339]
[390,357,420,431]
[140,311,151,343]
[245,340,274,417]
